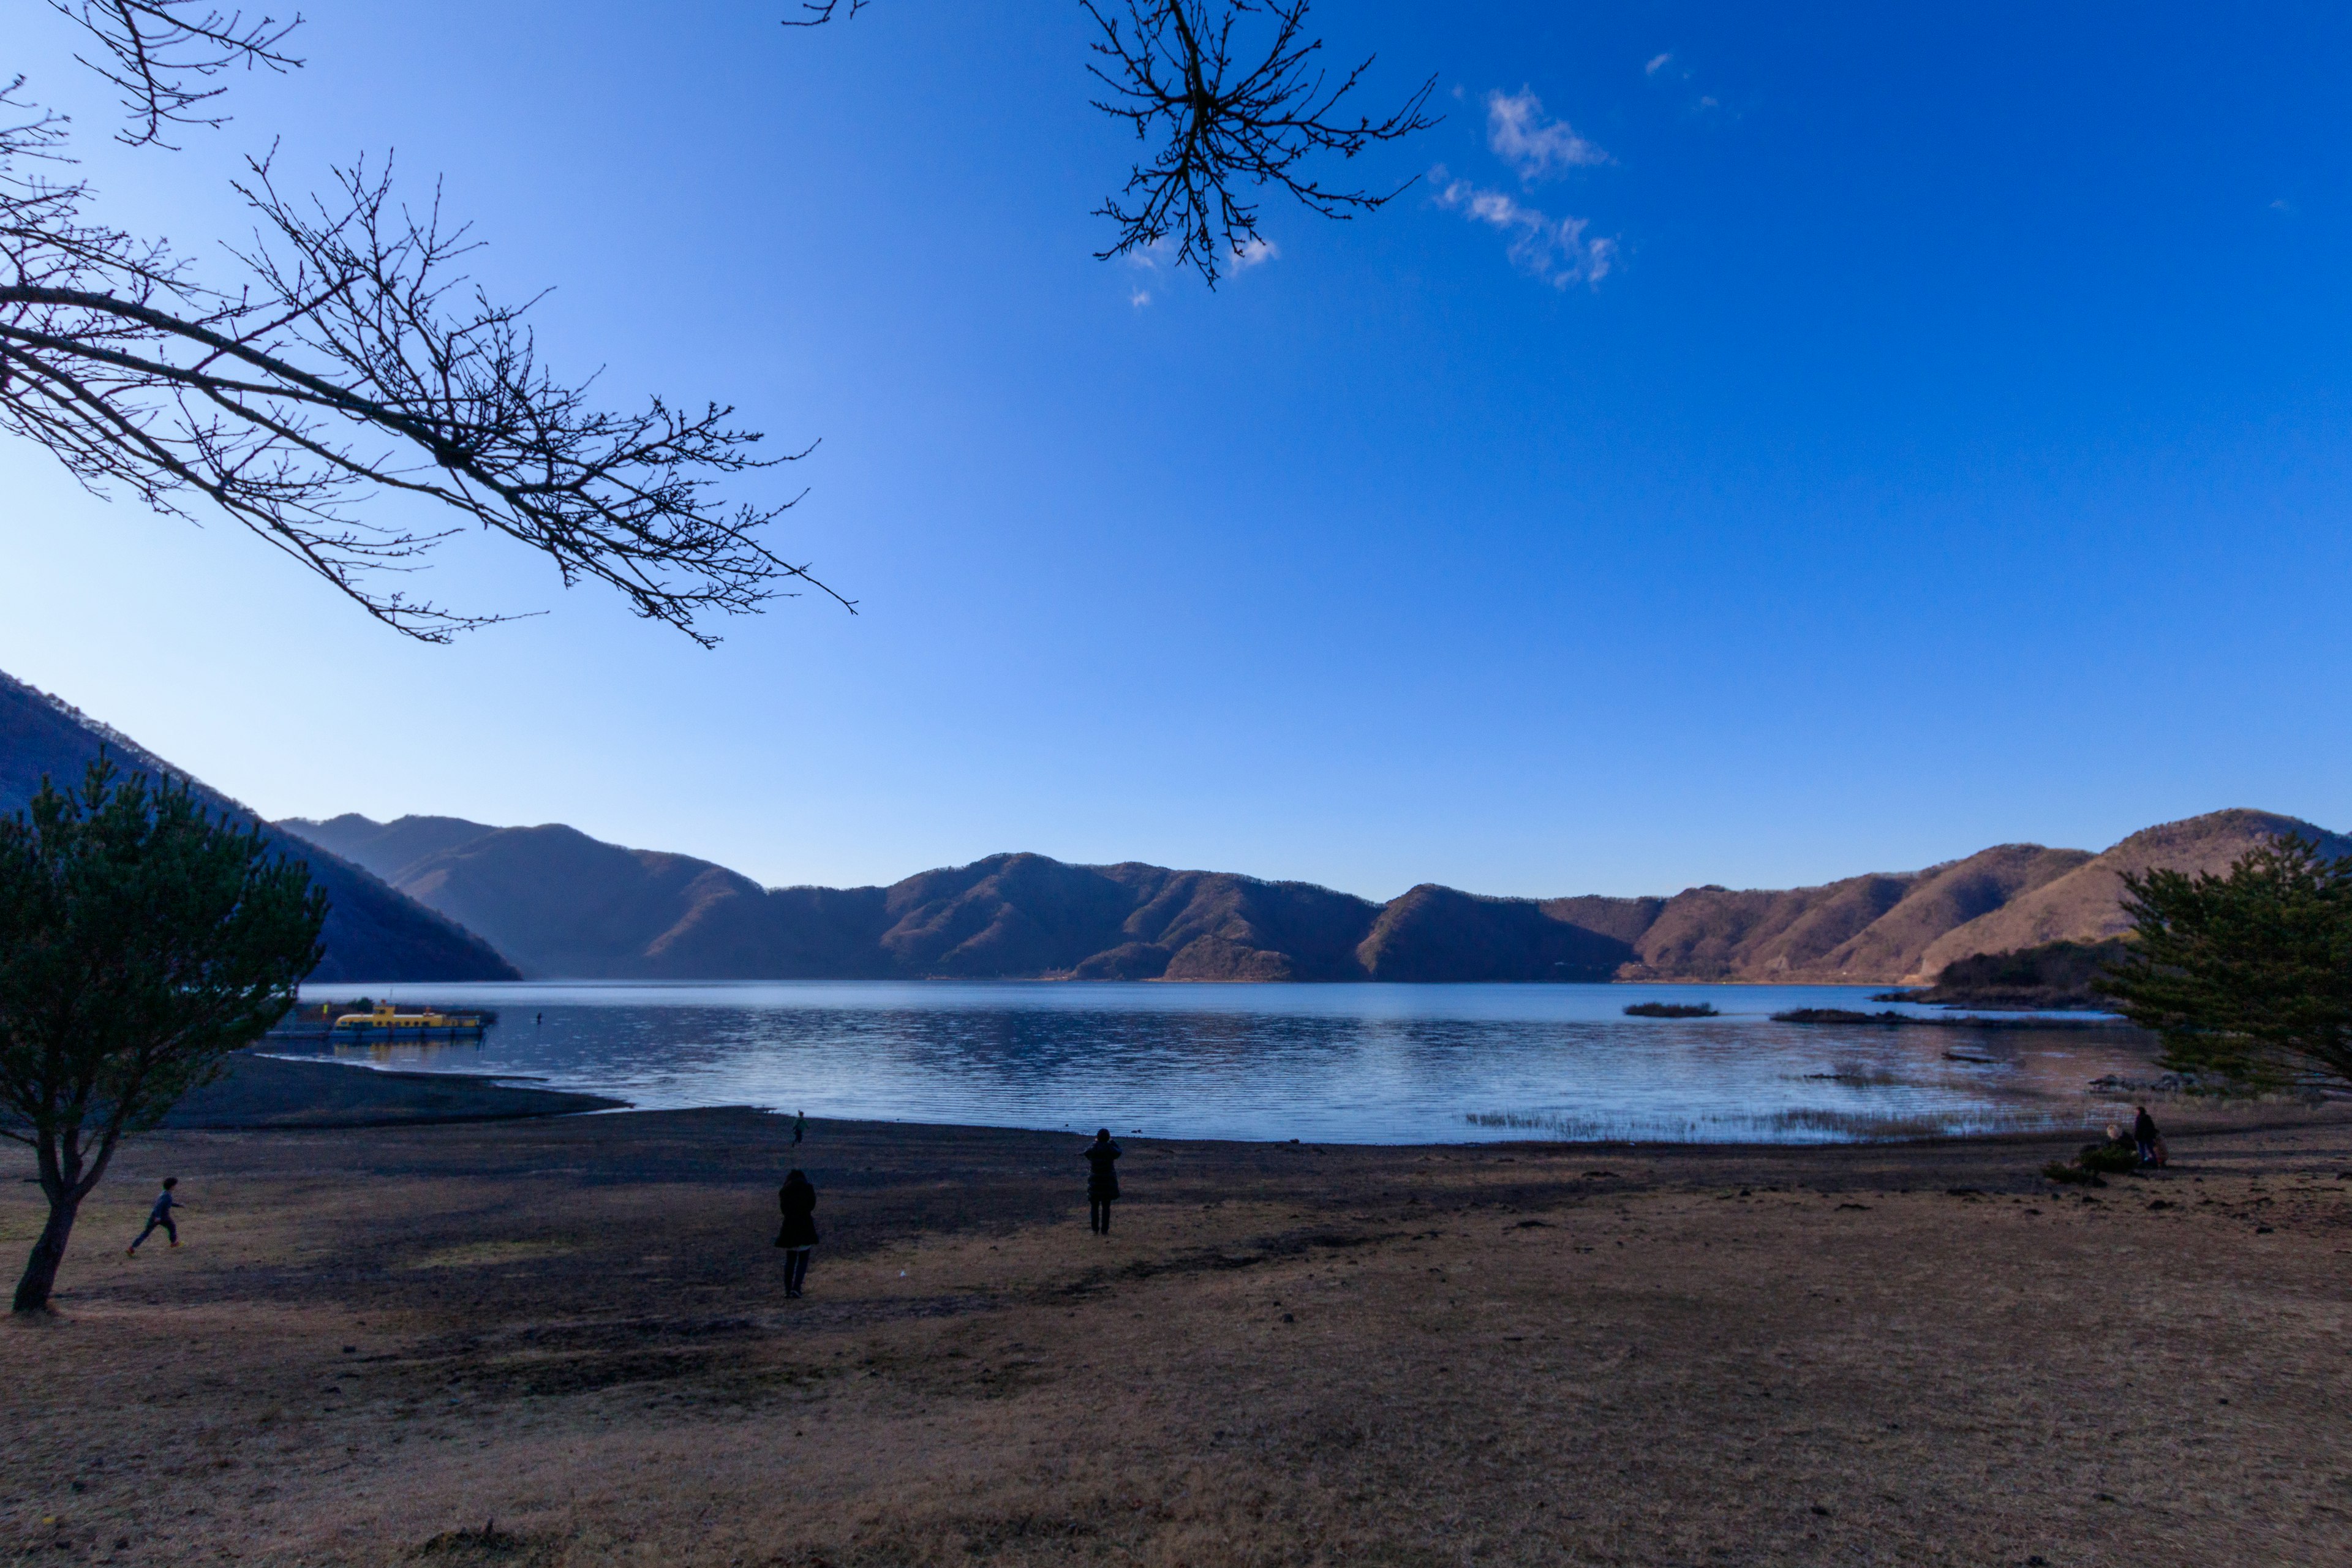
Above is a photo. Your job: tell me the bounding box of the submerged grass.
[1774,1008,2143,1031]
[1459,1105,2083,1141]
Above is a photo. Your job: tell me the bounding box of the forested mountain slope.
[1,673,518,982]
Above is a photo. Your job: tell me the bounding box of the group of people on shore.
[771,1126,1121,1298]
[118,1105,2174,1302]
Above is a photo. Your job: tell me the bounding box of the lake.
[281,981,2162,1145]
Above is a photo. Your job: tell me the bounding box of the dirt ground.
[4,1105,2351,1567]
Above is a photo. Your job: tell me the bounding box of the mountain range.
[12,664,2332,988]
[1,671,518,982]
[282,807,2352,985]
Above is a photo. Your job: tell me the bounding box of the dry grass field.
[5,1106,2351,1567]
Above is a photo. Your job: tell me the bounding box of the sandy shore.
[162,1051,625,1128]
[4,1068,2350,1567]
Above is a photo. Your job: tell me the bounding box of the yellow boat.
[331,1001,486,1031]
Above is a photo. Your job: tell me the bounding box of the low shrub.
[2077,1141,2139,1175]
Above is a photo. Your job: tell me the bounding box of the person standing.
[1083,1129,1121,1236]
[2134,1103,2161,1167]
[793,1110,806,1146]
[776,1169,818,1297]
[127,1178,182,1255]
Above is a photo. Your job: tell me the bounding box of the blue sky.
[4,1,2350,900]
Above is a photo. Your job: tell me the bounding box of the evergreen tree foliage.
[1,756,325,1312]
[2095,834,2352,1090]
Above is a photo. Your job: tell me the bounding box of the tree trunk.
[13,1191,81,1313]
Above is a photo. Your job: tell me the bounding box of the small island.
[1623,1001,1721,1019]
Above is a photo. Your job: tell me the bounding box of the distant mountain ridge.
[1,672,519,983]
[281,807,2349,985]
[1913,809,2352,973]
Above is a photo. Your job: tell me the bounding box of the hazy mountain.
[284,805,2346,985]
[285,815,796,979]
[1,673,518,982]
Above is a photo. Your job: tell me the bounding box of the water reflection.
[281,981,2160,1145]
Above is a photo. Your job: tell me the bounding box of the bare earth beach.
[4,1058,2351,1568]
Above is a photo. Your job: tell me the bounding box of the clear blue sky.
[4,1,2350,899]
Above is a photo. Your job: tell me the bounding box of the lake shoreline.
[274,978,2175,1145]
[192,1046,2340,1148]
[163,1050,625,1129]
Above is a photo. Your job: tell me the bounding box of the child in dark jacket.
[128,1178,182,1254]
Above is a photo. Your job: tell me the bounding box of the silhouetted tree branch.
[780,0,869,26]
[792,0,1437,287]
[1084,1,1436,285]
[4,1,850,643]
[47,1,301,147]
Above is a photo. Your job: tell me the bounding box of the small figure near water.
[127,1177,181,1254]
[1083,1128,1121,1236]
[776,1169,818,1297]
[2134,1103,2163,1167]
[793,1110,806,1146]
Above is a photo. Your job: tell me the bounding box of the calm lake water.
[282,981,2159,1146]
[279,987,2163,1147]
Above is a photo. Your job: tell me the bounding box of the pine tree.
[1,758,325,1313]
[2095,835,2352,1091]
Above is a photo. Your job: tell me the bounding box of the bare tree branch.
[46,1,303,147]
[1084,1,1436,285]
[3,10,851,644]
[780,0,869,27]
[788,0,1438,287]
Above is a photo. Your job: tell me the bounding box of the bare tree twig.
[46,1,303,147]
[787,0,1438,287]
[780,0,868,26]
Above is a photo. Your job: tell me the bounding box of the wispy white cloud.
[1125,235,1175,273]
[1130,287,1152,307]
[1485,88,1608,183]
[1431,167,1616,289]
[1229,235,1280,271]
[1645,52,1673,77]
[1120,232,1278,287]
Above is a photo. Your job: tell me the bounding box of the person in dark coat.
[1083,1128,1121,1235]
[2133,1104,2160,1167]
[775,1169,819,1297]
